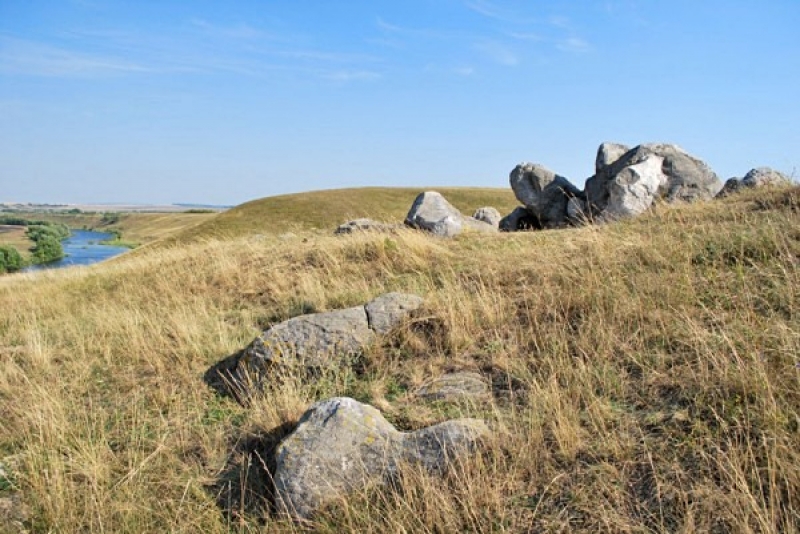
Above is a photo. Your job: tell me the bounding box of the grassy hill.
[0,186,798,532]
[173,186,519,241]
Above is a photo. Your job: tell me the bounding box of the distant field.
[174,186,519,241]
[0,211,218,248]
[0,225,32,257]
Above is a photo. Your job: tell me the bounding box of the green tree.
[31,234,64,264]
[0,245,24,273]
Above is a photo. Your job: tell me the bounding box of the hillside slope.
[174,186,519,241]
[0,186,798,532]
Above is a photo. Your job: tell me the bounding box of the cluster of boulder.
[207,293,494,521]
[335,141,790,238]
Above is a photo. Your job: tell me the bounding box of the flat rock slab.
[415,371,491,402]
[273,397,489,521]
[335,218,399,234]
[223,293,425,390]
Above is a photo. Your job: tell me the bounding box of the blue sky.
[1,1,798,205]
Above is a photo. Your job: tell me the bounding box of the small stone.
[472,207,502,227]
[335,219,396,234]
[416,372,491,402]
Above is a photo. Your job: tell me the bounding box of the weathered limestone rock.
[499,206,541,232]
[405,192,497,237]
[509,163,583,228]
[602,155,668,219]
[273,397,400,520]
[472,207,502,227]
[273,397,489,521]
[401,418,489,473]
[595,142,630,174]
[566,197,590,225]
[405,191,465,237]
[716,177,745,198]
[742,167,789,188]
[415,372,490,402]
[365,292,425,335]
[335,218,397,235]
[230,293,423,384]
[242,305,372,370]
[586,143,722,217]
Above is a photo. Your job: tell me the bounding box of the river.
[25,230,130,271]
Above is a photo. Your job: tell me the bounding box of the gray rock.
[335,218,396,235]
[415,372,490,402]
[0,494,28,534]
[509,163,583,228]
[499,206,540,232]
[405,192,497,237]
[602,155,668,219]
[742,167,790,188]
[716,177,744,198]
[242,305,372,371]
[232,293,423,384]
[595,142,630,174]
[566,197,590,225]
[273,397,489,521]
[405,191,465,237]
[586,143,722,216]
[365,292,424,335]
[472,207,502,227]
[273,397,401,520]
[401,418,489,473]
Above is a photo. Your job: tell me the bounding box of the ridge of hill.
[173,186,519,241]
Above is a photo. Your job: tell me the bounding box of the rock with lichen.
[273,397,490,521]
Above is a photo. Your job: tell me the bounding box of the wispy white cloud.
[464,0,537,24]
[506,31,544,42]
[1,18,383,85]
[453,66,475,76]
[557,36,591,53]
[474,40,518,66]
[190,18,265,40]
[0,36,149,76]
[323,69,381,82]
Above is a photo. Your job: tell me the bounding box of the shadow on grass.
[207,421,297,524]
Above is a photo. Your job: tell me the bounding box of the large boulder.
[509,163,583,228]
[595,142,630,175]
[585,143,722,217]
[273,397,489,521]
[405,192,496,237]
[231,293,424,383]
[602,155,668,219]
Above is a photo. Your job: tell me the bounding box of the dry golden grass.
[0,186,798,532]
